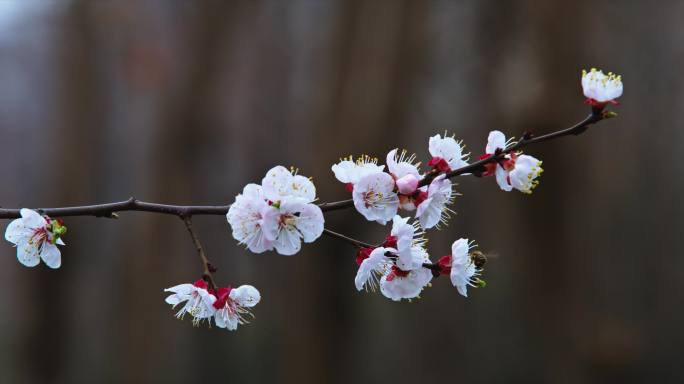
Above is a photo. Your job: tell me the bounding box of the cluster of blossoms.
[2,68,623,330]
[332,145,459,228]
[332,129,544,227]
[226,166,325,256]
[164,280,260,331]
[354,215,485,300]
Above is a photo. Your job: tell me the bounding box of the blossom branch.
[181,216,218,292]
[1,68,624,328]
[0,111,609,220]
[419,109,607,187]
[0,197,230,219]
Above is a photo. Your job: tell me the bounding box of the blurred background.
[0,0,680,383]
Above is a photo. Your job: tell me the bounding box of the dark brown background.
[0,1,679,383]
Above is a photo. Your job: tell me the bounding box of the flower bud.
[395,174,419,195]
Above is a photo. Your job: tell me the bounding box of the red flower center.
[437,255,452,276]
[355,247,374,266]
[428,157,451,173]
[385,265,410,282]
[382,235,398,249]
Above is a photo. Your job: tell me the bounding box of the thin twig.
[323,228,376,249]
[0,111,609,219]
[181,216,218,291]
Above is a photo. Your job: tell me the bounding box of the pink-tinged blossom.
[164,280,217,326]
[386,148,425,210]
[5,208,66,269]
[352,172,399,225]
[428,133,469,173]
[213,285,261,331]
[581,68,623,107]
[386,148,421,181]
[415,175,454,229]
[395,173,420,195]
[226,184,274,253]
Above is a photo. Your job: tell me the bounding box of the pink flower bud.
[395,174,419,195]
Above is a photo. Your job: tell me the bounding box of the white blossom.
[390,215,425,270]
[352,172,399,225]
[485,130,509,155]
[5,208,66,269]
[581,68,623,104]
[228,166,324,256]
[213,285,261,331]
[262,165,316,203]
[449,239,480,297]
[485,131,543,194]
[494,154,543,194]
[261,200,324,256]
[331,155,385,186]
[164,280,217,326]
[226,184,274,253]
[415,175,454,229]
[428,133,468,171]
[379,246,433,301]
[355,247,393,292]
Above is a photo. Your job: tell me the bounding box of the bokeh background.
[0,1,680,383]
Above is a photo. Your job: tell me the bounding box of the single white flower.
[484,131,542,194]
[355,247,394,292]
[428,133,468,172]
[415,175,454,229]
[352,172,399,225]
[581,68,623,105]
[494,154,543,194]
[226,184,274,253]
[379,246,433,301]
[262,165,316,203]
[213,285,261,331]
[164,280,217,326]
[390,215,425,270]
[261,199,324,256]
[5,208,66,269]
[449,239,480,297]
[331,155,385,188]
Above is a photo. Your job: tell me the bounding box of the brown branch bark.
[0,110,610,220]
[181,216,218,291]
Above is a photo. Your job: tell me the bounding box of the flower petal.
[16,242,40,267]
[40,243,61,269]
[230,285,261,307]
[486,131,506,154]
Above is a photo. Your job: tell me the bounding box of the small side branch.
[323,228,376,249]
[182,216,218,291]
